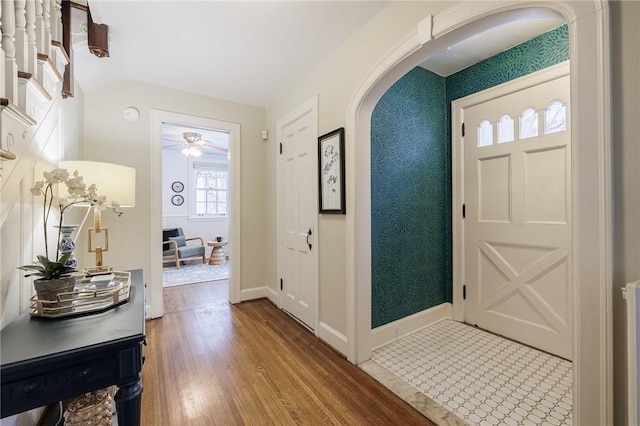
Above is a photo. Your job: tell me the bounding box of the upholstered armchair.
[162,228,206,269]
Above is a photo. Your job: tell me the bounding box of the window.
[477,120,493,147]
[193,162,228,217]
[519,107,539,139]
[545,100,567,134]
[497,114,515,144]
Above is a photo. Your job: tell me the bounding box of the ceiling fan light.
[181,146,202,157]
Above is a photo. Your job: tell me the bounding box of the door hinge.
[462,203,466,219]
[463,284,467,300]
[280,278,283,290]
[279,143,283,154]
[461,123,465,137]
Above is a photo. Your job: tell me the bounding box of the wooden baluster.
[42,0,50,56]
[51,0,61,43]
[14,0,27,72]
[25,0,36,78]
[2,0,17,103]
[61,0,72,98]
[35,0,44,54]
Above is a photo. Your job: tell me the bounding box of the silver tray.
[29,271,131,319]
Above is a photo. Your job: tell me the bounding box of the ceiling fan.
[163,132,228,158]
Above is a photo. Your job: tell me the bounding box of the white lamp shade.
[59,161,136,207]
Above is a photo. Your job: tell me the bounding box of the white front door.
[460,64,572,359]
[277,99,318,330]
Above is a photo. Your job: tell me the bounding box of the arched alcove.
[346,1,611,424]
[368,23,569,332]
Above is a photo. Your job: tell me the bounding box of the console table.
[1,269,146,425]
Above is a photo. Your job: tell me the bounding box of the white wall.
[611,1,640,424]
[265,1,453,339]
[161,149,229,247]
[81,81,266,302]
[62,81,85,160]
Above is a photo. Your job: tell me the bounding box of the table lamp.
[59,161,136,271]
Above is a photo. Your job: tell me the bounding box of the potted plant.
[18,168,123,313]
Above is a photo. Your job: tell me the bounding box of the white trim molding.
[370,303,452,352]
[318,322,348,355]
[150,110,242,318]
[238,286,278,303]
[345,1,611,424]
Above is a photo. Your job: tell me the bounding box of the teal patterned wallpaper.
[371,67,447,328]
[371,25,569,328]
[446,25,569,103]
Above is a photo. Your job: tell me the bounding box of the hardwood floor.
[141,280,434,425]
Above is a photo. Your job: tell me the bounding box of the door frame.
[451,61,571,323]
[149,110,242,319]
[275,96,319,334]
[346,1,611,424]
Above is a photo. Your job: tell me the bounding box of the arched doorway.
[346,1,612,423]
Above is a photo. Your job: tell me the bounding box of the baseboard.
[265,286,278,305]
[318,322,348,356]
[370,303,452,351]
[240,286,279,303]
[240,287,267,301]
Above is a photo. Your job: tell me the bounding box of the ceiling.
[419,13,564,76]
[160,122,229,158]
[70,2,565,108]
[71,1,390,107]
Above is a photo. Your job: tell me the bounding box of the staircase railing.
[1,0,68,162]
[1,0,67,114]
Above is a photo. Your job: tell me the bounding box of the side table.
[208,240,228,265]
[1,269,146,425]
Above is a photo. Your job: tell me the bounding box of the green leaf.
[18,253,77,280]
[17,265,46,272]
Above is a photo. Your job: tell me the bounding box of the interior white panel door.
[279,109,316,330]
[464,73,572,359]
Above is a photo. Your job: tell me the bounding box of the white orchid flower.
[65,176,87,198]
[43,168,69,184]
[94,195,108,211]
[87,184,98,199]
[30,180,44,196]
[111,200,124,216]
[23,167,127,266]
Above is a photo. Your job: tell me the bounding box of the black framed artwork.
[171,181,184,193]
[318,128,345,214]
[171,194,184,206]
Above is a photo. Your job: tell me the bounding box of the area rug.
[162,262,229,287]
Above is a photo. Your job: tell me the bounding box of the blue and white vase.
[57,225,78,268]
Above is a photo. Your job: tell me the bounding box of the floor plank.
[141,280,434,425]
